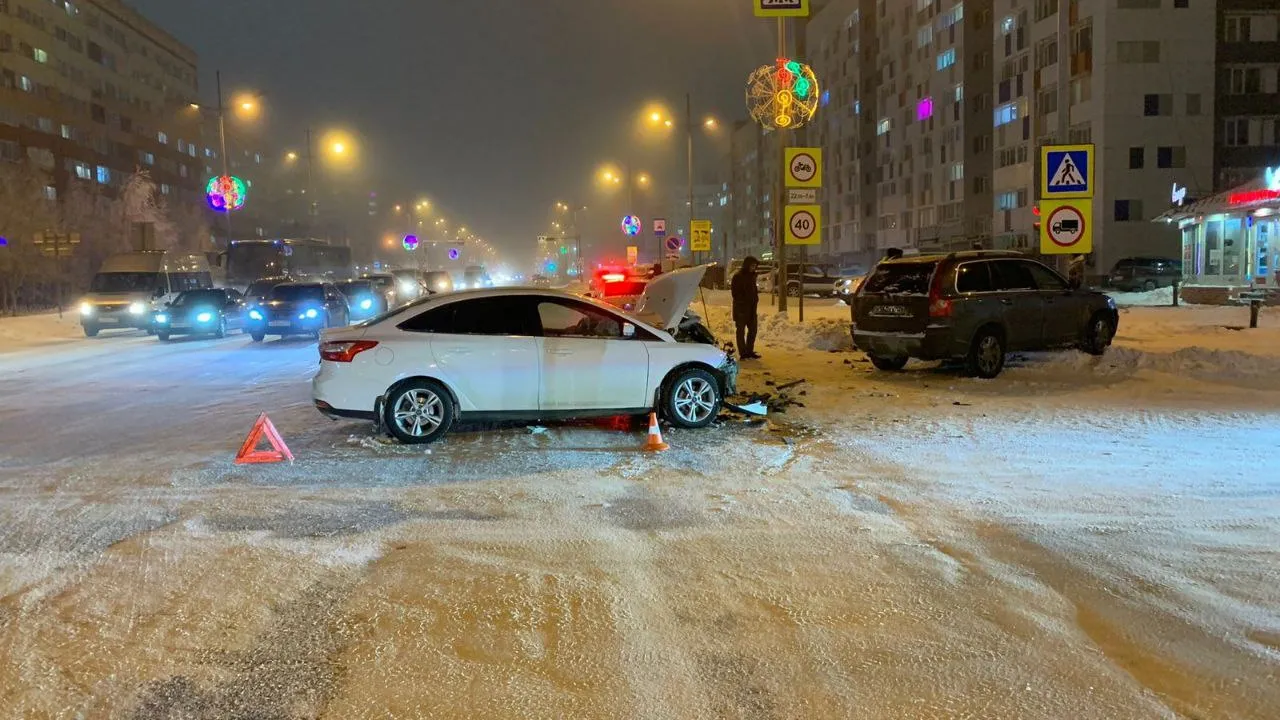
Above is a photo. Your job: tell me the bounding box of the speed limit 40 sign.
[784,204,821,246]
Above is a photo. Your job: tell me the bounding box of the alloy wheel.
[392,388,444,438]
[672,377,716,425]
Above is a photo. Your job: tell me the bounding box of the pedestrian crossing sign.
[1040,144,1094,199]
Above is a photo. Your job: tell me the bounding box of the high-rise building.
[798,0,1276,277]
[0,0,204,206]
[727,119,779,261]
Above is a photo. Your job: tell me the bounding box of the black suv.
[1108,257,1182,292]
[851,251,1119,378]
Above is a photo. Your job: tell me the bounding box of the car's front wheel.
[663,367,722,429]
[383,379,455,444]
[83,324,99,338]
[250,331,265,342]
[965,327,1006,379]
[157,332,170,341]
[786,283,802,297]
[1143,279,1157,292]
[1083,312,1114,356]
[868,354,908,371]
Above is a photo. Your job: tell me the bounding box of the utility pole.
[686,92,695,264]
[215,70,233,243]
[775,17,789,313]
[305,127,315,237]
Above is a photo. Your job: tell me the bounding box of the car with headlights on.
[154,288,246,340]
[334,279,386,321]
[245,281,351,341]
[312,265,736,444]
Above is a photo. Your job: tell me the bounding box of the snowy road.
[1,321,1278,718]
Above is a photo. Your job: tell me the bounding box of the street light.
[285,151,298,162]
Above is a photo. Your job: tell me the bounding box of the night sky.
[128,0,774,260]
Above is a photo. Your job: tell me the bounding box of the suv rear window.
[862,261,938,295]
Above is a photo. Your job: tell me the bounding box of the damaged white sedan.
[312,265,737,443]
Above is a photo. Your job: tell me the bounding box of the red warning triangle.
[235,413,295,465]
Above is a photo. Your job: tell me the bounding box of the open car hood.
[632,264,707,331]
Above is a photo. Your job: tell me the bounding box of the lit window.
[19,75,34,92]
[60,124,73,139]
[96,165,110,184]
[254,153,261,164]
[853,99,861,114]
[955,84,964,102]
[43,185,57,201]
[820,89,830,107]
[160,183,171,195]
[937,49,956,71]
[74,161,91,180]
[33,48,49,63]
[949,162,965,181]
[1002,16,1015,34]
[916,97,934,121]
[877,118,891,135]
[993,101,1019,127]
[157,131,168,144]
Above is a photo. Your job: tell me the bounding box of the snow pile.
[1107,286,1176,307]
[0,311,87,352]
[1026,345,1280,383]
[759,311,853,352]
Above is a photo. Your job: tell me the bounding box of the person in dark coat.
[731,257,761,359]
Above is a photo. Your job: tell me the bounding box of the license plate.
[269,321,290,328]
[870,305,910,317]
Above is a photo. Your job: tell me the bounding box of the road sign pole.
[775,16,788,313]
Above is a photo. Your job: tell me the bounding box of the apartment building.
[1214,1,1280,191]
[727,119,778,261]
[0,0,205,206]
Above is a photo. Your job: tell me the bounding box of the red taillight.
[928,267,952,318]
[320,340,378,362]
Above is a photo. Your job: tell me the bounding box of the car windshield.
[269,285,324,303]
[246,279,284,298]
[363,275,395,291]
[171,289,225,306]
[335,281,372,296]
[862,261,938,295]
[89,272,160,293]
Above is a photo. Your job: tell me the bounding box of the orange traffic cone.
[644,412,669,452]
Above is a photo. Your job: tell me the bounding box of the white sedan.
[312,266,737,444]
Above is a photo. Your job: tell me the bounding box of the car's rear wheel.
[1083,312,1114,356]
[786,283,802,297]
[383,379,455,444]
[83,324,99,338]
[966,328,1006,379]
[1143,279,1157,292]
[663,367,722,429]
[868,354,908,371]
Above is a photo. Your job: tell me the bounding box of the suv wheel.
[1083,312,1114,356]
[868,354,908,371]
[786,283,801,297]
[83,324,99,338]
[965,328,1006,379]
[1142,279,1157,292]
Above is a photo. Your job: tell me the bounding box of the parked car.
[1108,257,1182,292]
[334,279,386,321]
[312,265,736,444]
[585,267,649,311]
[245,281,351,341]
[758,263,839,297]
[834,275,865,299]
[154,288,246,340]
[851,251,1118,378]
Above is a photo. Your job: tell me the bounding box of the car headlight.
[304,308,318,319]
[80,302,93,316]
[399,280,418,295]
[128,302,146,315]
[248,309,264,321]
[155,313,168,324]
[359,297,373,310]
[196,311,213,323]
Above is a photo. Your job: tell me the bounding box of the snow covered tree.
[0,162,59,315]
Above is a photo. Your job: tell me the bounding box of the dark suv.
[1108,257,1182,292]
[245,281,350,341]
[851,251,1118,378]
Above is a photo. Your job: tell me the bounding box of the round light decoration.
[621,215,642,237]
[205,175,247,212]
[448,247,461,261]
[403,234,419,251]
[745,58,820,131]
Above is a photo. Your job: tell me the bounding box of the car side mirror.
[622,322,636,339]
